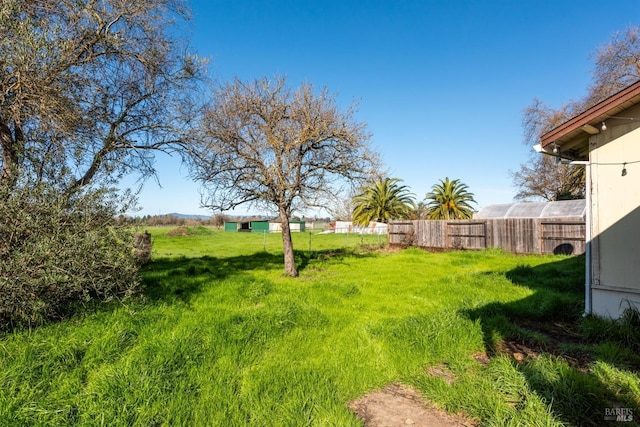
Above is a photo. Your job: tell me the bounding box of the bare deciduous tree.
[521,98,579,148]
[588,26,640,106]
[190,76,379,277]
[326,188,358,221]
[511,155,585,201]
[514,26,640,201]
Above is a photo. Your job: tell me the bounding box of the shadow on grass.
[295,246,377,271]
[469,256,585,330]
[141,252,285,302]
[142,247,376,303]
[462,255,640,426]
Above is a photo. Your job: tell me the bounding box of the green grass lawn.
[1,227,638,426]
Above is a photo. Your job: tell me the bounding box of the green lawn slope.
[1,228,638,426]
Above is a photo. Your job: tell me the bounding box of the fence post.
[445,222,450,249]
[537,220,542,255]
[485,220,491,249]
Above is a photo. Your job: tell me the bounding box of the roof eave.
[540,80,640,152]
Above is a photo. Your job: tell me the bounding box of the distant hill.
[165,213,212,220]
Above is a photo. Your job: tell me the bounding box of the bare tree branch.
[0,0,207,194]
[189,75,380,276]
[515,25,640,201]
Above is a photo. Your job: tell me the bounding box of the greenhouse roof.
[474,199,586,219]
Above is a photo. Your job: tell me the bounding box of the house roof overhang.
[540,80,640,160]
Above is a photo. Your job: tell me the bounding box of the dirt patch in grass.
[494,339,541,363]
[487,319,640,373]
[349,383,476,427]
[492,320,595,371]
[472,352,490,366]
[348,322,591,427]
[350,319,639,427]
[426,363,457,385]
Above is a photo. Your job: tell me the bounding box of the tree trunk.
[0,121,18,191]
[279,210,298,277]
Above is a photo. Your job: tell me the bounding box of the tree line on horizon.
[116,213,333,228]
[1,0,639,326]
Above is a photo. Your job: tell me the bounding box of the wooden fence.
[389,219,586,255]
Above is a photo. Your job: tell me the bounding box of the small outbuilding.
[223,221,253,232]
[290,220,306,232]
[223,219,305,233]
[250,220,270,232]
[268,221,306,232]
[333,221,388,235]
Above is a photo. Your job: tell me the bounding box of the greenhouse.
[474,199,586,219]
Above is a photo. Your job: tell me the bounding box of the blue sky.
[126,0,640,217]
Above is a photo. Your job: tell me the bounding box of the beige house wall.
[589,122,640,318]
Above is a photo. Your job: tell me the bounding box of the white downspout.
[584,161,592,316]
[570,160,592,316]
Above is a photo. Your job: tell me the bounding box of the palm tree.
[424,177,476,219]
[352,177,415,225]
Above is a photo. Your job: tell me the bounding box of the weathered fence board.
[492,218,539,254]
[539,220,586,255]
[388,222,415,246]
[389,218,586,255]
[415,220,446,248]
[446,221,486,250]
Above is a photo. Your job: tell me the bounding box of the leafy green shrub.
[0,184,140,329]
